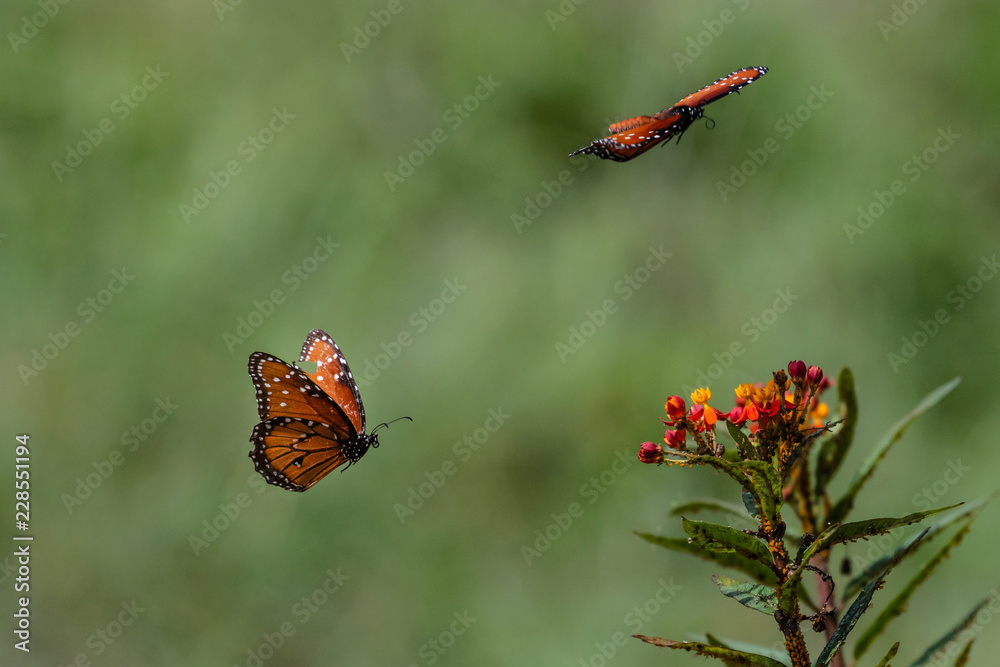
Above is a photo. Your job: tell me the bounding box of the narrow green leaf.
[909,594,996,666]
[636,531,777,585]
[853,519,973,659]
[844,489,998,599]
[632,635,787,667]
[742,489,760,519]
[821,505,960,550]
[816,575,883,667]
[682,519,775,566]
[740,460,784,523]
[872,642,899,667]
[953,640,973,667]
[814,367,858,499]
[701,634,791,667]
[826,377,961,527]
[814,533,927,667]
[727,419,755,458]
[711,575,778,615]
[670,498,752,520]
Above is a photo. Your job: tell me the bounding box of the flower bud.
[638,441,665,463]
[787,360,806,384]
[665,395,686,420]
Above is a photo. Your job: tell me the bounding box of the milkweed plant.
[632,361,996,667]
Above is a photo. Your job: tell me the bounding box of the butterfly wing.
[248,351,361,491]
[299,329,366,434]
[250,418,350,491]
[608,115,653,134]
[569,108,699,162]
[673,66,768,108]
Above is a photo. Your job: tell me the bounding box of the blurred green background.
[2,1,999,665]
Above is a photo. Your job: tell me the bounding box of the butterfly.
[247,329,407,491]
[570,66,769,162]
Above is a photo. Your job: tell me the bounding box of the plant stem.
[813,552,845,667]
[762,515,811,667]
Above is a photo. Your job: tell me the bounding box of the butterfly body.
[570,66,768,162]
[248,329,376,491]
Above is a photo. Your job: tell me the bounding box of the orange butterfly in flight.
[248,329,408,491]
[570,66,768,162]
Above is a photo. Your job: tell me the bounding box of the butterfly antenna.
[372,416,413,434]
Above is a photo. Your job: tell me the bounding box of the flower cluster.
[638,361,830,466]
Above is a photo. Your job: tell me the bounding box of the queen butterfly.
[570,66,768,162]
[248,329,407,491]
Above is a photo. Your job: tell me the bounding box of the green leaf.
[909,595,996,666]
[826,377,961,527]
[727,419,755,458]
[853,518,974,659]
[711,575,778,615]
[844,490,997,599]
[872,642,899,667]
[820,505,960,551]
[814,533,926,667]
[740,460,784,524]
[781,523,930,621]
[701,634,791,667]
[682,519,775,566]
[636,531,777,585]
[632,635,787,667]
[814,367,858,500]
[815,575,883,667]
[669,498,752,520]
[742,489,760,519]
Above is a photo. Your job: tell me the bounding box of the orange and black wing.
[298,329,366,434]
[569,108,699,162]
[673,66,768,108]
[249,417,351,491]
[247,351,359,491]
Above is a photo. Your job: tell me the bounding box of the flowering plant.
[633,362,993,667]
